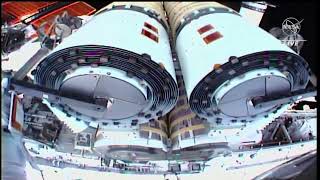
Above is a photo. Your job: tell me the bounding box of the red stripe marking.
[203,32,223,44]
[144,22,158,34]
[11,95,22,131]
[141,29,158,43]
[198,24,214,35]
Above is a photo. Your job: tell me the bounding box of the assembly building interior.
[1,1,317,180]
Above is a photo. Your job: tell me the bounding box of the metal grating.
[31,2,96,30]
[2,2,57,24]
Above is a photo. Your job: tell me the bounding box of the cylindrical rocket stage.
[165,2,310,126]
[34,2,178,132]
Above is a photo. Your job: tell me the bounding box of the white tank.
[34,2,178,132]
[165,2,310,131]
